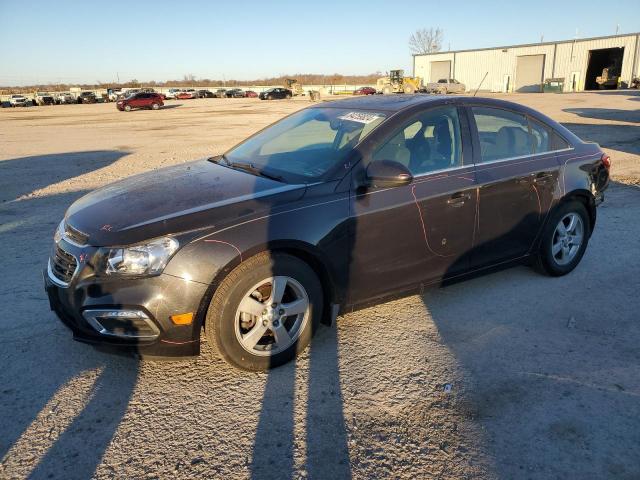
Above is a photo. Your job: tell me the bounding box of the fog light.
[170,312,193,325]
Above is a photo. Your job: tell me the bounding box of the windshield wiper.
[207,154,231,165]
[227,162,285,182]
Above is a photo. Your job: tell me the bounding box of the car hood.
[65,159,306,246]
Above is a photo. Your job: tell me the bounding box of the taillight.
[601,153,611,170]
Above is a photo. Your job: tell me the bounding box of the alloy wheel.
[234,276,310,356]
[551,213,584,265]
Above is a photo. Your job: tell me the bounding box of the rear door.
[467,105,559,268]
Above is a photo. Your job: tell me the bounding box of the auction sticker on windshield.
[338,111,383,124]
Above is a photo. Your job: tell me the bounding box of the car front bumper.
[44,241,209,357]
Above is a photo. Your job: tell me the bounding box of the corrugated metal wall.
[414,34,640,92]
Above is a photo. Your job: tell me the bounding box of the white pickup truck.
[34,92,55,105]
[426,78,466,94]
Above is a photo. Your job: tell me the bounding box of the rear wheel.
[267,95,273,100]
[151,103,160,110]
[403,84,415,94]
[535,200,590,276]
[205,252,323,371]
[285,94,292,99]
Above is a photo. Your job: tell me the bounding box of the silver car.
[427,78,466,94]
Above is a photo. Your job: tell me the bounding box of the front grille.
[64,223,88,245]
[51,245,78,284]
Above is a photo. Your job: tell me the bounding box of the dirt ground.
[0,91,639,480]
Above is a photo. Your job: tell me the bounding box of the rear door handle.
[447,192,470,207]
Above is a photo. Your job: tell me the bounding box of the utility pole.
[615,24,620,35]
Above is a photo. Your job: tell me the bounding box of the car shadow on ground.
[0,151,141,479]
[419,181,640,478]
[561,122,640,156]
[563,107,640,123]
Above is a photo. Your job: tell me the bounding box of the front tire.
[535,200,590,276]
[124,104,132,112]
[205,252,323,371]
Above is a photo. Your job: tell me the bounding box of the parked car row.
[6,91,97,107]
[4,85,301,109]
[166,88,259,99]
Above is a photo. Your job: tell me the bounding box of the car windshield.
[223,107,387,183]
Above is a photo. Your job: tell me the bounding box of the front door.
[347,104,477,304]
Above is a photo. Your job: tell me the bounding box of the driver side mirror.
[366,160,413,188]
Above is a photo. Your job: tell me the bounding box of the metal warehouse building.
[413,32,640,93]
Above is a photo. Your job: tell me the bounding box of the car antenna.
[474,72,489,97]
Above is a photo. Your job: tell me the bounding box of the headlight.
[106,237,179,276]
[54,219,63,242]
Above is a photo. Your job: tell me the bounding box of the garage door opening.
[585,47,624,90]
[515,55,545,92]
[430,61,451,83]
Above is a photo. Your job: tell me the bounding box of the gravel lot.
[1,91,639,479]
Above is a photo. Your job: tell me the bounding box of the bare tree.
[409,28,444,55]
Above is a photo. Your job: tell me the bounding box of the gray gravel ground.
[0,91,639,479]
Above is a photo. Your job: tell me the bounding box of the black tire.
[151,103,160,110]
[267,95,273,100]
[205,252,323,371]
[124,104,132,112]
[285,94,291,99]
[535,200,590,276]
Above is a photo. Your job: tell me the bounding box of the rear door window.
[471,107,533,162]
[528,118,551,153]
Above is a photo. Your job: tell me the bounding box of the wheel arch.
[199,240,339,332]
[559,188,596,235]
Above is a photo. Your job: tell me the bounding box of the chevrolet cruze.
[44,95,609,370]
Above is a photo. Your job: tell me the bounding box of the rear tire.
[205,252,323,371]
[403,84,415,94]
[534,200,590,276]
[285,94,291,99]
[151,103,160,110]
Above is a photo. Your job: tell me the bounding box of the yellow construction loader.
[376,69,422,94]
[283,78,305,96]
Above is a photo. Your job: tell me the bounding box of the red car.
[176,91,196,99]
[244,90,258,98]
[116,93,164,111]
[353,87,376,95]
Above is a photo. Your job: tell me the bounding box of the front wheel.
[535,200,590,276]
[124,104,132,112]
[205,252,323,371]
[285,94,291,99]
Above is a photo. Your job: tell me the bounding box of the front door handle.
[447,192,470,207]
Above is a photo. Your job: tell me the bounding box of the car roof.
[316,94,539,115]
